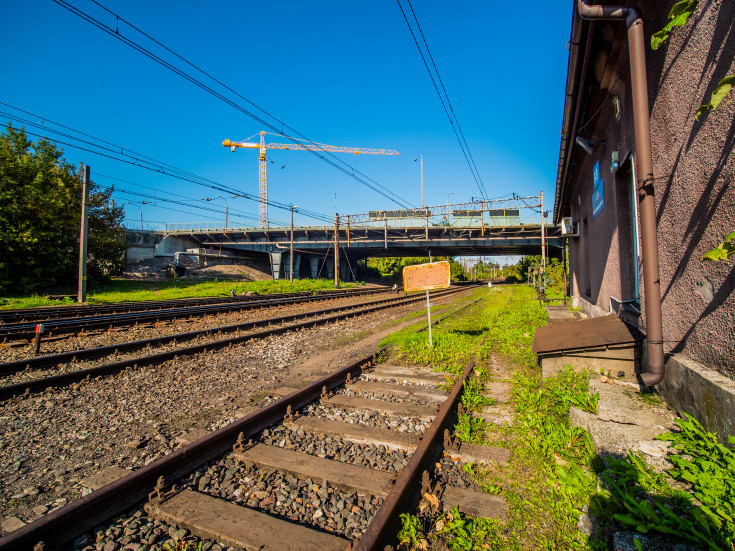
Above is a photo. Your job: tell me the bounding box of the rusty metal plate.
[533,314,645,354]
[403,261,451,292]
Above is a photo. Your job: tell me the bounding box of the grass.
[401,366,601,551]
[591,414,735,550]
[394,299,735,551]
[0,278,355,309]
[380,286,543,377]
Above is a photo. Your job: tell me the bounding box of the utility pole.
[414,154,423,207]
[562,244,568,305]
[540,191,546,293]
[290,205,298,283]
[78,164,90,303]
[334,212,340,288]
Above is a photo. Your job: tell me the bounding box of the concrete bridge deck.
[125,223,561,280]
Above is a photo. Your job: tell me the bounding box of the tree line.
[0,126,126,296]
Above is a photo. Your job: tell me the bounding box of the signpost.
[403,261,451,347]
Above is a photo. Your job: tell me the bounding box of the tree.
[0,125,126,295]
[366,256,468,282]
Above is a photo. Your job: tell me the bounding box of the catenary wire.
[87,0,411,207]
[405,0,487,199]
[0,101,221,186]
[48,0,414,209]
[395,0,487,200]
[13,124,333,223]
[98,184,271,224]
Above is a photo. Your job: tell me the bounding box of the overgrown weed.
[1,278,355,308]
[393,286,734,549]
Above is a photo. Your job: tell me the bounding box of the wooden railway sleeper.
[0,296,475,549]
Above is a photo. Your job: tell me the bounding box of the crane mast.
[223,131,398,227]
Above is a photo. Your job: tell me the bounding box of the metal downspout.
[576,0,665,386]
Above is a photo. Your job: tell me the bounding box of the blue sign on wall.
[592,160,604,218]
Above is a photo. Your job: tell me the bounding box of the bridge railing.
[158,216,550,234]
[163,220,289,232]
[344,214,542,229]
[123,220,167,232]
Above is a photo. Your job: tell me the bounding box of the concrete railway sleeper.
[0,312,509,550]
[0,289,390,341]
[0,287,470,401]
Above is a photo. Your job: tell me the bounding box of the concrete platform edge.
[655,352,735,445]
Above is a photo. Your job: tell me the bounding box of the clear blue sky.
[1,0,571,230]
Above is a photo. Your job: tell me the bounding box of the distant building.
[555,1,734,382]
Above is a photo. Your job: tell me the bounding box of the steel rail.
[0,289,387,340]
[0,291,382,337]
[0,290,453,377]
[0,350,385,551]
[0,288,385,325]
[0,296,478,550]
[0,294,295,323]
[0,287,469,400]
[354,358,475,550]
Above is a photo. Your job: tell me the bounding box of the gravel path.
[0,289,468,533]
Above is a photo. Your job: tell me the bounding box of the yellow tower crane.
[223,131,399,228]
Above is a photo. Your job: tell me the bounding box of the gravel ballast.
[0,290,468,533]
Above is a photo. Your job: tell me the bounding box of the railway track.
[0,287,470,400]
[0,297,509,550]
[0,288,388,341]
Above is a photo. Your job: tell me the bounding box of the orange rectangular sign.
[403,261,451,292]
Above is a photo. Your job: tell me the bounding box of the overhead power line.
[100,184,293,227]
[396,0,488,199]
[2,103,332,222]
[48,0,413,209]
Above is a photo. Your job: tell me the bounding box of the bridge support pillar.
[326,261,334,281]
[269,251,283,280]
[285,253,301,280]
[309,255,320,279]
[340,260,350,282]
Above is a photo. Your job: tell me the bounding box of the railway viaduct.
[125,202,563,280]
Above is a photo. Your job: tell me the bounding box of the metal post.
[414,154,424,207]
[426,290,433,347]
[290,206,295,284]
[384,218,388,249]
[78,165,90,303]
[334,212,340,288]
[420,155,424,207]
[540,191,546,293]
[481,201,485,236]
[561,243,567,306]
[33,323,44,355]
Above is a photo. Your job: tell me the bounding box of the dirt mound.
[120,258,270,281]
[186,264,270,281]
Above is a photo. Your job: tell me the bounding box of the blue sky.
[1,0,571,230]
